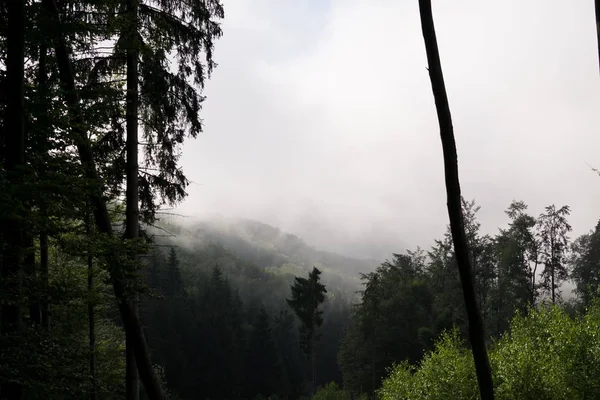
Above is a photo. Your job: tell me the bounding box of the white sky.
[176,0,600,260]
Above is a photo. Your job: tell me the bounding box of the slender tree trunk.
[311,335,316,396]
[1,0,26,398]
[594,0,600,72]
[126,304,139,400]
[42,1,164,398]
[87,223,97,400]
[531,257,538,305]
[550,234,556,304]
[125,0,141,397]
[40,230,49,328]
[26,235,41,325]
[417,1,494,399]
[38,43,50,329]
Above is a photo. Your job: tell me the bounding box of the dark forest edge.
[2,196,600,399]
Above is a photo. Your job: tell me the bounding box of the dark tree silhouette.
[286,267,327,395]
[417,0,494,399]
[1,0,26,397]
[124,0,141,396]
[41,0,164,397]
[594,0,600,70]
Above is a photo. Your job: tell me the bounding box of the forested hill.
[140,216,371,399]
[153,215,379,291]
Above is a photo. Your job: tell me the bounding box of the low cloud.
[176,0,600,259]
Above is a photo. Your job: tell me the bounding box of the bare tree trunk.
[88,252,97,400]
[594,0,600,72]
[38,43,50,329]
[311,335,316,396]
[1,0,26,397]
[42,0,164,398]
[26,235,41,325]
[531,258,538,305]
[86,213,97,400]
[126,304,139,400]
[417,1,494,399]
[125,0,141,397]
[40,229,49,328]
[550,235,556,304]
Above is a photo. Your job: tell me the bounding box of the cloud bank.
[176,0,600,259]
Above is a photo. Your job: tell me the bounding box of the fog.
[175,0,600,260]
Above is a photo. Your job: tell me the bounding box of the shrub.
[379,303,600,400]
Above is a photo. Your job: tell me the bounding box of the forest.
[1,0,600,399]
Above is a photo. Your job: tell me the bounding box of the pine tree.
[286,267,327,395]
[166,247,182,296]
[245,305,280,398]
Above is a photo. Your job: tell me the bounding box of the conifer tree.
[166,247,182,296]
[286,267,327,395]
[245,305,280,398]
[1,0,26,396]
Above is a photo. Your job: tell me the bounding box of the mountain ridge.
[153,214,380,284]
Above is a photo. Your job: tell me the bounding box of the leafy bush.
[379,302,600,400]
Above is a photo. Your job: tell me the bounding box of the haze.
[176,0,600,260]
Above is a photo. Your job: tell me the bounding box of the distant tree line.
[141,243,350,400]
[337,198,600,397]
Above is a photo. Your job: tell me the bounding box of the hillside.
[153,215,379,292]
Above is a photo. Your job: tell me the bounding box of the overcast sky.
[175,0,600,260]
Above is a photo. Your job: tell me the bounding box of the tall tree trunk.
[87,214,97,400]
[40,230,49,328]
[311,335,316,396]
[26,235,41,325]
[1,0,26,397]
[417,1,494,399]
[42,1,164,398]
[38,43,50,329]
[551,234,556,304]
[124,0,141,397]
[594,0,600,71]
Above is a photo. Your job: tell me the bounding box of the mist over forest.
[2,0,600,400]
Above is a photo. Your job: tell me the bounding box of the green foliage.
[312,382,351,400]
[0,246,126,399]
[379,303,600,400]
[570,219,600,307]
[536,205,572,303]
[339,250,435,394]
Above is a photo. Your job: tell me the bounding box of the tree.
[417,1,494,398]
[491,201,539,334]
[286,267,327,395]
[124,0,142,395]
[590,12,600,233]
[166,247,183,296]
[244,305,280,398]
[570,219,600,307]
[536,205,572,304]
[41,0,164,396]
[1,0,26,396]
[339,251,434,395]
[273,308,304,399]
